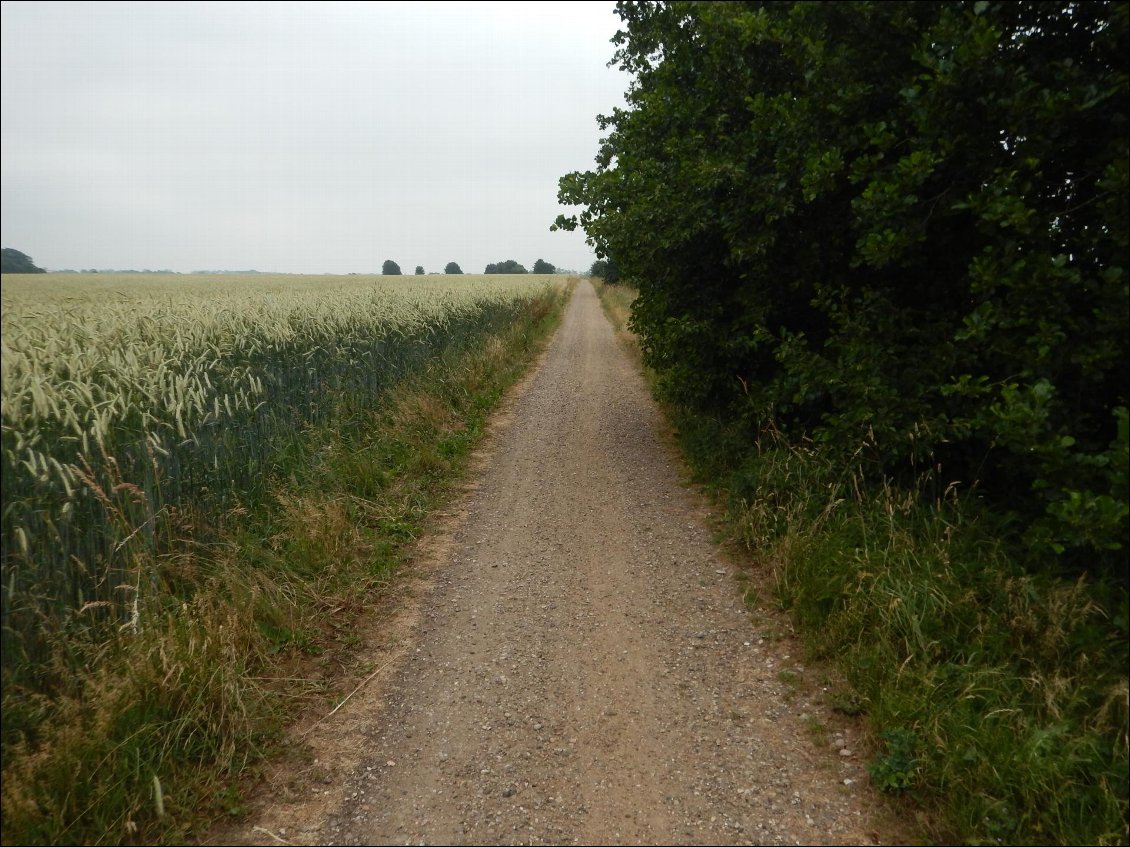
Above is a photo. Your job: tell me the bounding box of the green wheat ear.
[152,774,165,818]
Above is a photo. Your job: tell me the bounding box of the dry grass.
[591,279,640,359]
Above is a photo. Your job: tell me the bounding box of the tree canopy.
[484,260,528,274]
[414,265,425,275]
[556,0,1129,577]
[1,248,46,274]
[532,259,556,274]
[381,259,402,276]
[444,262,463,274]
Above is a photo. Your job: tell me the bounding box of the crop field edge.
[0,278,570,846]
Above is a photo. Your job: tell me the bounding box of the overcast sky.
[1,1,629,274]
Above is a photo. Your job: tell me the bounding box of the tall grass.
[678,414,1129,845]
[590,278,637,350]
[596,283,1129,845]
[0,273,565,844]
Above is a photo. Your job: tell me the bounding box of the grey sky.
[1,1,628,274]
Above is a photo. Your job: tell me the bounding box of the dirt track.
[220,281,911,846]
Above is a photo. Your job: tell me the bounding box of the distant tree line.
[483,259,558,274]
[376,259,565,276]
[485,259,527,274]
[0,248,569,279]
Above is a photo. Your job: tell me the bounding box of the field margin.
[0,278,570,846]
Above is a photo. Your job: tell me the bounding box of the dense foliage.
[382,259,402,275]
[589,258,620,283]
[1,248,45,274]
[532,258,556,274]
[445,261,464,274]
[484,259,529,274]
[557,0,1129,579]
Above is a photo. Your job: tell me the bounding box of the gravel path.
[220,281,910,846]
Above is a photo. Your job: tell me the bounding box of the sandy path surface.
[220,281,910,846]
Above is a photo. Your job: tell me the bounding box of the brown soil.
[207,281,918,846]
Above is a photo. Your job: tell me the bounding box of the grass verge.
[0,282,568,846]
[595,283,1129,846]
[590,277,638,355]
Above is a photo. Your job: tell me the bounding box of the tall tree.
[444,261,463,274]
[1,248,46,274]
[415,265,425,275]
[555,0,1129,574]
[382,259,402,276]
[532,259,555,274]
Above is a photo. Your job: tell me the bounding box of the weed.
[801,714,829,745]
[868,728,921,794]
[828,689,867,717]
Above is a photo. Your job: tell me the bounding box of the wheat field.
[0,273,555,672]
